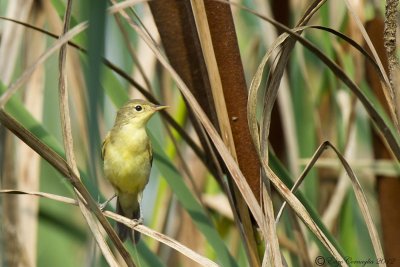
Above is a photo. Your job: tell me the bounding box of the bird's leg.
[99,193,117,211]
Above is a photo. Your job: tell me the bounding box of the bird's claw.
[98,202,107,212]
[98,193,117,211]
[132,217,143,226]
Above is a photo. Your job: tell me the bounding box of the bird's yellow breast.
[103,125,152,194]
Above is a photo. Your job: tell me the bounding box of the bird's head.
[115,99,168,128]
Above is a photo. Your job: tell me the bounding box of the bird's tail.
[116,197,141,244]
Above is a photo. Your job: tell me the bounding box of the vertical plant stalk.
[0,0,34,85]
[147,0,229,257]
[190,1,236,155]
[0,1,34,266]
[191,1,264,265]
[58,0,77,199]
[147,0,222,170]
[202,0,278,265]
[203,0,263,200]
[57,2,125,267]
[16,3,46,266]
[85,0,107,182]
[365,17,400,263]
[43,0,90,161]
[384,0,400,126]
[344,0,400,151]
[1,131,29,267]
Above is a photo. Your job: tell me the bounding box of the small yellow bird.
[102,99,167,243]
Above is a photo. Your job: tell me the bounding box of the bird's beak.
[153,105,169,111]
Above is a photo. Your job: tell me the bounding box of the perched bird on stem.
[102,99,167,243]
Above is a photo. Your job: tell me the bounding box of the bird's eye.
[135,105,143,112]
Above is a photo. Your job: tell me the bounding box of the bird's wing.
[148,140,153,167]
[101,132,110,160]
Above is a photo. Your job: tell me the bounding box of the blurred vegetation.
[0,0,399,266]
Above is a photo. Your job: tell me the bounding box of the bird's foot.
[99,193,117,211]
[131,217,143,227]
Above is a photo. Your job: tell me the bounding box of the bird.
[102,99,167,243]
